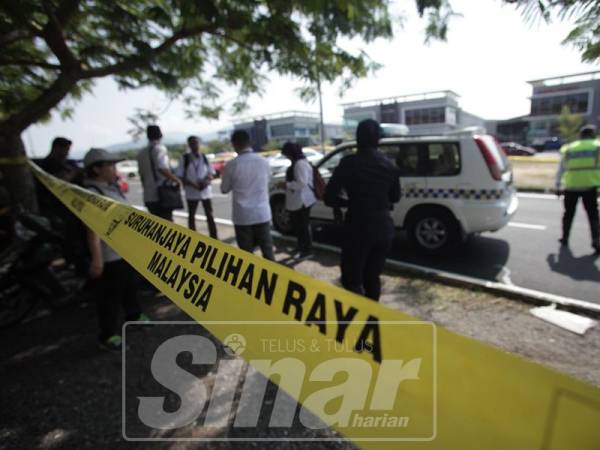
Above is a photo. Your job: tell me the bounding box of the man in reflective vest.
[555,124,600,254]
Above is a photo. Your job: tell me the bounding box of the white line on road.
[136,205,549,233]
[508,221,547,230]
[517,193,557,200]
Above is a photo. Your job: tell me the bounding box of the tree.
[204,139,231,155]
[0,0,453,210]
[558,105,585,143]
[2,1,598,210]
[506,0,600,62]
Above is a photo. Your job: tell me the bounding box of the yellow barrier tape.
[0,156,29,165]
[30,161,600,448]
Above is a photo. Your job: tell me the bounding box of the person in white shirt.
[282,142,316,258]
[221,130,274,260]
[136,125,181,221]
[176,136,218,238]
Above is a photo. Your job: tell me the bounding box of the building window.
[531,92,589,116]
[405,107,446,125]
[270,123,294,137]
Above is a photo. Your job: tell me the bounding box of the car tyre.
[271,196,294,235]
[407,207,460,254]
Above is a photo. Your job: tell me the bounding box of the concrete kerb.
[158,207,600,318]
[269,231,600,318]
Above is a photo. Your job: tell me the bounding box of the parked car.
[268,148,324,176]
[500,142,536,156]
[117,174,129,193]
[544,137,562,151]
[116,160,139,178]
[269,127,518,253]
[211,152,237,177]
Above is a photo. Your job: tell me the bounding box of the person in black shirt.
[324,119,400,301]
[37,137,86,274]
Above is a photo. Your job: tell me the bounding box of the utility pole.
[317,74,326,154]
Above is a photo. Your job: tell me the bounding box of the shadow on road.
[311,223,511,281]
[546,245,600,282]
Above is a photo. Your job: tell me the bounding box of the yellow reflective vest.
[560,138,600,189]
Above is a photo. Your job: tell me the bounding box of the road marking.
[517,193,557,200]
[495,265,514,286]
[508,221,547,230]
[136,205,549,233]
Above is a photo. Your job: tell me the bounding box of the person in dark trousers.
[83,148,148,351]
[37,136,87,275]
[555,124,600,254]
[282,142,316,258]
[137,125,181,221]
[176,136,218,238]
[221,130,274,260]
[325,119,401,301]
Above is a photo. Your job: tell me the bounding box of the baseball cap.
[580,124,597,136]
[83,148,124,168]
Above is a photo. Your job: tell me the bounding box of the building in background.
[490,71,600,149]
[233,111,344,149]
[341,90,486,136]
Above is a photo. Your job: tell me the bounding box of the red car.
[211,152,237,177]
[117,174,129,193]
[500,142,536,157]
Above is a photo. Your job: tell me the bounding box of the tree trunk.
[0,132,38,212]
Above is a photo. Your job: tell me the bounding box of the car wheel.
[271,196,293,235]
[407,208,459,254]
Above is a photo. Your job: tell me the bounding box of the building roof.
[340,90,460,109]
[234,110,319,124]
[527,70,600,87]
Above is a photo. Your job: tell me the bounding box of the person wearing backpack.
[324,119,401,301]
[282,142,317,259]
[176,136,218,238]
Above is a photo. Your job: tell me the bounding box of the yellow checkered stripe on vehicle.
[402,187,504,200]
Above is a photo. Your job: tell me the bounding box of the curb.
[270,231,600,317]
[159,207,600,317]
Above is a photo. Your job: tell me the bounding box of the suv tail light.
[474,135,503,181]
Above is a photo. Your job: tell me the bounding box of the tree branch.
[54,0,82,26]
[40,0,80,69]
[0,30,36,50]
[80,25,216,79]
[0,72,78,133]
[0,58,61,70]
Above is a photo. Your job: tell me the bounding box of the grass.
[510,158,558,191]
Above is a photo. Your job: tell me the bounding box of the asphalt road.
[125,179,600,305]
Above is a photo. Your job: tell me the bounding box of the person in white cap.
[83,148,148,352]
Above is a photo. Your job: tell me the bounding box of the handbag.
[148,144,183,210]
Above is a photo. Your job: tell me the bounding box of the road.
[125,179,600,305]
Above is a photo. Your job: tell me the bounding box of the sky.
[25,0,599,157]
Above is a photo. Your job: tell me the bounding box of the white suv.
[269,128,519,253]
